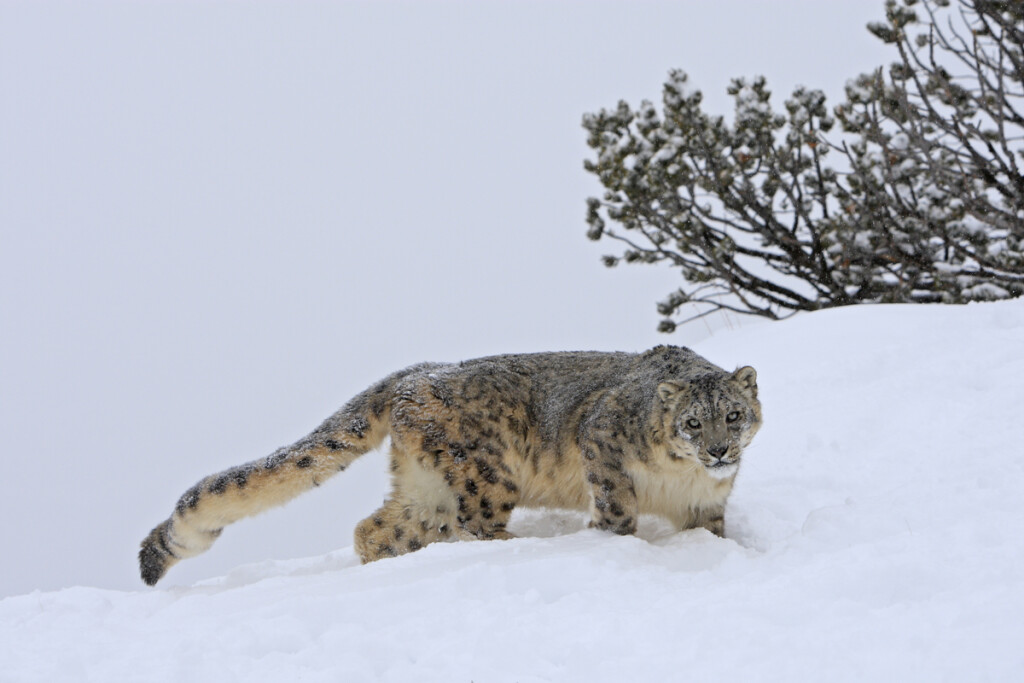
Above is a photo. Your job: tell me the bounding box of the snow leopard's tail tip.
[138,520,177,586]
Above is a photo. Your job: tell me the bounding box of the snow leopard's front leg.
[669,503,726,537]
[577,428,639,536]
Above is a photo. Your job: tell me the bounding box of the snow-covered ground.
[3,300,1021,682]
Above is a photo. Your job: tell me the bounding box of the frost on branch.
[582,0,1024,331]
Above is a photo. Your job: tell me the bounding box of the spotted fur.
[138,346,761,585]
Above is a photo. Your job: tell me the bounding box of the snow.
[3,299,1023,681]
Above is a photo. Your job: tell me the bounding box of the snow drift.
[2,300,1022,682]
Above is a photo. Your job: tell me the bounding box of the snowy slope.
[2,301,1023,682]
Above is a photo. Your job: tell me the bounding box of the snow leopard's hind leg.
[353,441,464,562]
[352,374,524,563]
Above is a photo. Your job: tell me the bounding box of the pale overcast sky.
[0,1,892,596]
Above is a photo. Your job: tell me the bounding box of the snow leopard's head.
[658,366,761,480]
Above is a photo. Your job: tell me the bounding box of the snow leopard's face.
[658,367,761,480]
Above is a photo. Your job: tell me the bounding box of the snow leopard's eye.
[686,418,701,430]
[726,411,741,423]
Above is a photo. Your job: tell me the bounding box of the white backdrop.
[0,0,891,597]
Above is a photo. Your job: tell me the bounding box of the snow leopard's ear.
[731,366,758,399]
[657,381,687,404]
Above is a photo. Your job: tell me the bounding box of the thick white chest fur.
[626,458,733,528]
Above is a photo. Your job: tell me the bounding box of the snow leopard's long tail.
[138,364,436,586]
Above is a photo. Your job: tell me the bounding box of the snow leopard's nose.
[707,445,728,459]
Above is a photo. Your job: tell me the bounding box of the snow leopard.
[139,345,762,585]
